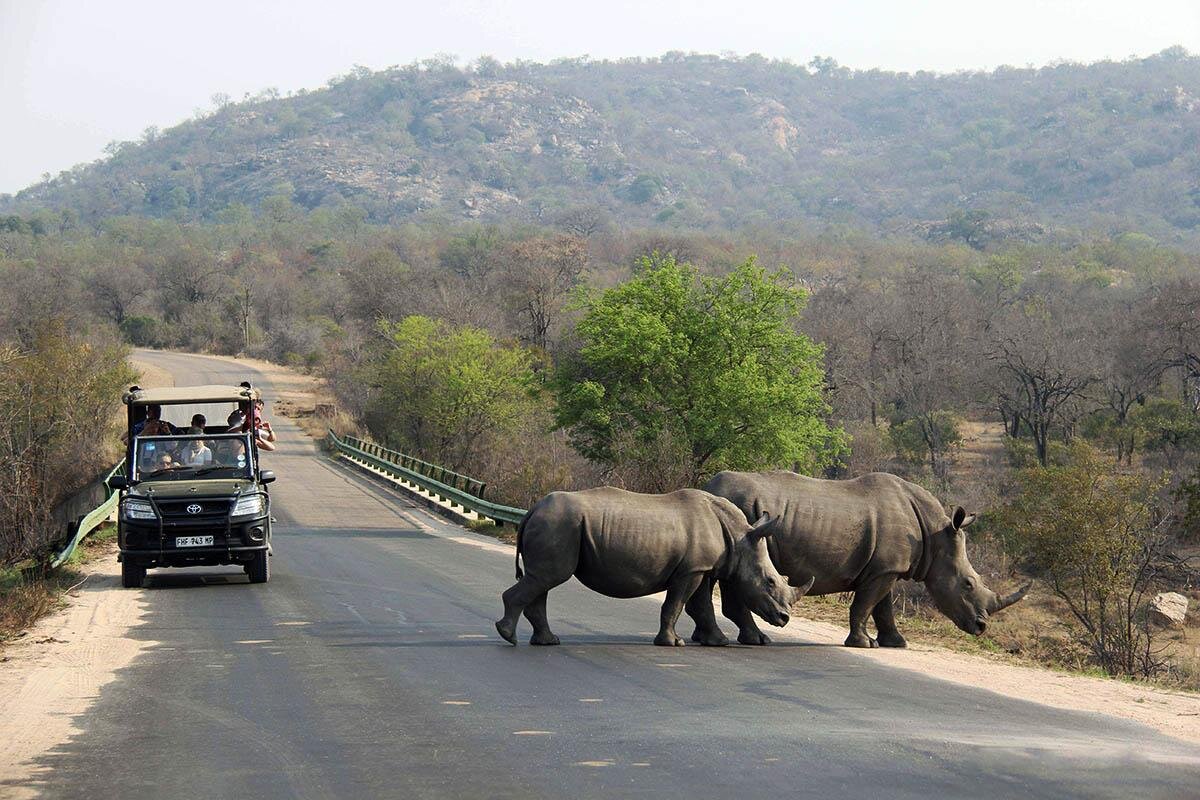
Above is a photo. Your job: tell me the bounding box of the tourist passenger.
[181,427,213,466]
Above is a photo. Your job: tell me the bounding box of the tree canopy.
[555,255,843,486]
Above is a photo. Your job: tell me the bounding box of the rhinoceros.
[495,487,807,647]
[704,471,1030,648]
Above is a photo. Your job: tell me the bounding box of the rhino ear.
[747,513,775,541]
[951,506,976,531]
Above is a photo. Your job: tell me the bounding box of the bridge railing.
[51,460,126,570]
[327,430,528,526]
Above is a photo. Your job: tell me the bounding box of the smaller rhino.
[495,488,806,646]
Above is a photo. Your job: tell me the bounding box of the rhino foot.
[844,632,878,648]
[691,628,730,647]
[737,630,771,646]
[877,631,907,648]
[530,631,560,646]
[654,632,685,647]
[495,619,518,645]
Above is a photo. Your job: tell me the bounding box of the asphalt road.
[18,351,1200,799]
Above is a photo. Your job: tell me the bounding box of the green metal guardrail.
[50,460,126,570]
[328,430,528,526]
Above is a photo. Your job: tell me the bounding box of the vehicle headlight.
[232,494,265,518]
[122,499,156,521]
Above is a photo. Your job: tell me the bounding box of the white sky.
[2,0,1199,194]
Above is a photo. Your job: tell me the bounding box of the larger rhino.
[495,487,806,647]
[704,471,1029,648]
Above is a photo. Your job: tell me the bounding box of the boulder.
[1149,592,1189,627]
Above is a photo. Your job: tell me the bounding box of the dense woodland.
[2,51,1200,682]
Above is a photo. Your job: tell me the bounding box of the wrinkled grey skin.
[495,487,806,647]
[704,471,1030,648]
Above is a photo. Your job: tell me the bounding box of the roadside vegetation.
[0,523,117,644]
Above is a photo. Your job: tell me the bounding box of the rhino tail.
[514,510,531,579]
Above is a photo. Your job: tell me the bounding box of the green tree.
[364,316,540,471]
[555,255,843,488]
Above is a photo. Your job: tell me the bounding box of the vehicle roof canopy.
[123,384,261,406]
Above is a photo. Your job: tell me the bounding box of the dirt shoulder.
[0,543,155,796]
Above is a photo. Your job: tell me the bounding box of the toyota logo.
[186,504,203,514]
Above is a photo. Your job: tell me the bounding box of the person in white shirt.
[181,427,213,466]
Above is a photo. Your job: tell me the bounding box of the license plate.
[176,536,214,548]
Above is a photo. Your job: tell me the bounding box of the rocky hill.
[8,49,1200,245]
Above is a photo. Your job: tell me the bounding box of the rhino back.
[705,471,926,593]
[525,488,730,598]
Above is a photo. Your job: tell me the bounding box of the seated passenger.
[140,419,174,437]
[190,413,207,432]
[225,409,246,433]
[124,404,172,443]
[180,427,213,466]
[215,437,248,467]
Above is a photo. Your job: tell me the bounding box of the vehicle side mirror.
[260,470,276,484]
[107,475,128,491]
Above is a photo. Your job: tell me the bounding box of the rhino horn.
[989,582,1031,613]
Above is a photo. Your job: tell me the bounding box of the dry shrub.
[0,324,134,565]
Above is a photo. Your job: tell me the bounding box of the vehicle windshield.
[133,433,255,481]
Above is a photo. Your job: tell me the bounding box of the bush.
[119,315,166,348]
[1000,443,1172,678]
[0,325,135,565]
[888,410,962,477]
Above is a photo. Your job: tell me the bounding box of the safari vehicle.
[109,383,275,588]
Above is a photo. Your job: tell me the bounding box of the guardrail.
[50,460,126,570]
[327,430,527,526]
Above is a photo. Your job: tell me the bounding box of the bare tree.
[984,291,1097,465]
[498,235,587,353]
[86,262,147,327]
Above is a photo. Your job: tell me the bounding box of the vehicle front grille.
[154,498,232,523]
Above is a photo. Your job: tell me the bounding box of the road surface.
[12,350,1200,799]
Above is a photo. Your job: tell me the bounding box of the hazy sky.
[2,0,1198,194]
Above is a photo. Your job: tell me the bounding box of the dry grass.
[0,524,116,646]
[792,583,1200,692]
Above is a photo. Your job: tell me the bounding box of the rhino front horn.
[990,582,1032,613]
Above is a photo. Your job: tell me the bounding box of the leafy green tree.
[364,316,540,471]
[555,255,843,488]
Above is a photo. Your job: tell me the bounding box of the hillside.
[7,48,1200,245]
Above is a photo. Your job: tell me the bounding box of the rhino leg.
[718,580,770,645]
[655,573,704,647]
[872,590,907,648]
[497,575,565,645]
[523,592,560,646]
[845,575,896,648]
[686,575,729,647]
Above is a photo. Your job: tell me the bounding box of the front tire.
[121,561,145,589]
[246,550,269,584]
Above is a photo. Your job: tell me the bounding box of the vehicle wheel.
[121,561,145,589]
[246,550,269,584]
